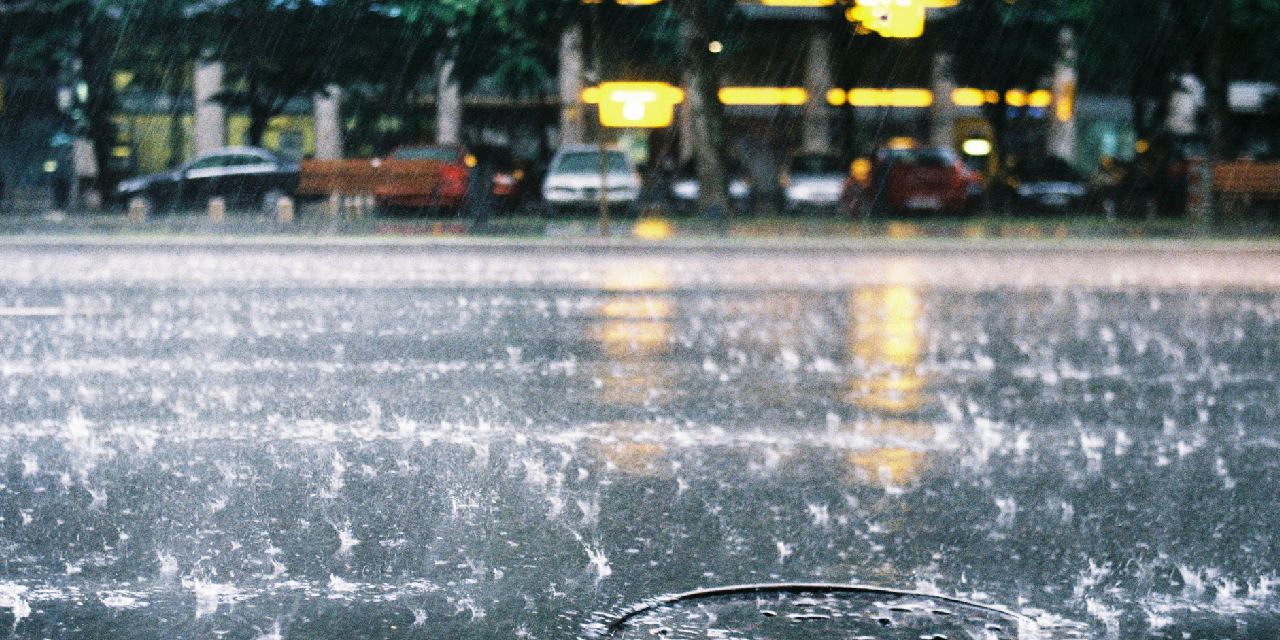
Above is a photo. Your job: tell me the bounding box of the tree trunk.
[248,102,272,147]
[166,64,186,168]
[78,10,118,202]
[1204,0,1230,161]
[673,1,729,222]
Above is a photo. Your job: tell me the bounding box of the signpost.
[582,81,684,235]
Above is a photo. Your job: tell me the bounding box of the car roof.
[554,144,626,155]
[191,146,278,161]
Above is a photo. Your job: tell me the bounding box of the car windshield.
[789,155,846,174]
[1017,157,1087,182]
[677,159,746,180]
[392,147,462,162]
[880,149,955,167]
[554,151,631,174]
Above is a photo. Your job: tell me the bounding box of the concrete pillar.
[314,85,343,160]
[801,26,833,155]
[559,24,586,148]
[1049,27,1078,162]
[930,53,957,152]
[437,58,462,145]
[678,72,696,162]
[193,60,225,153]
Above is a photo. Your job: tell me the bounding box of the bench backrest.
[298,159,444,195]
[1214,162,1280,195]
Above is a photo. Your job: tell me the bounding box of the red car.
[844,148,981,216]
[373,145,474,212]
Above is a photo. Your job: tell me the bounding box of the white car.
[783,154,846,212]
[542,145,642,214]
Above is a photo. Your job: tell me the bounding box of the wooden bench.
[297,159,445,196]
[1212,161,1280,222]
[1214,161,1280,197]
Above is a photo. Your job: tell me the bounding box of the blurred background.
[0,0,1272,223]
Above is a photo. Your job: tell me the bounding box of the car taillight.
[442,166,468,189]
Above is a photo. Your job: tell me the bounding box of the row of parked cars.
[115,141,1096,218]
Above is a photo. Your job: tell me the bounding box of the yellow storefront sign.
[583,82,685,128]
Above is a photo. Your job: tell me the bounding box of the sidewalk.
[0,201,1275,243]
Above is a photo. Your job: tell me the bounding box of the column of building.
[930,53,957,151]
[1048,27,1077,162]
[437,55,462,145]
[560,23,586,147]
[801,25,833,155]
[193,60,225,154]
[313,85,342,159]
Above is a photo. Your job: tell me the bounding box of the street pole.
[592,2,609,237]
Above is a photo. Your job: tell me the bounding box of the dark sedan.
[116,146,300,215]
[1002,155,1093,212]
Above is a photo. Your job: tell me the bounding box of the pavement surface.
[1,239,1279,640]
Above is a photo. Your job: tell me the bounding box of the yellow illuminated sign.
[846,0,956,38]
[845,88,933,107]
[719,87,808,105]
[848,2,925,38]
[1028,89,1053,108]
[583,82,684,128]
[951,88,986,107]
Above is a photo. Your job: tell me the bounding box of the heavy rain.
[2,0,1280,639]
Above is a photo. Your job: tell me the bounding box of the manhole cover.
[584,583,1090,640]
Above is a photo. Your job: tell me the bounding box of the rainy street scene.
[4,0,1280,639]
[2,239,1280,640]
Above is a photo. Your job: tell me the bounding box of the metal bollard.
[208,197,227,222]
[127,197,148,222]
[276,196,295,224]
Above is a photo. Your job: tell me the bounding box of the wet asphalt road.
[2,239,1280,640]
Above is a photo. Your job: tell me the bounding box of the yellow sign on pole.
[583,82,685,128]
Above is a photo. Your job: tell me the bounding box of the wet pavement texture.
[1,240,1279,640]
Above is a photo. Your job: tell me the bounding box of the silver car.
[783,153,847,213]
[542,145,642,215]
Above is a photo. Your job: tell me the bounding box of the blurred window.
[1017,157,1086,182]
[392,147,463,162]
[554,151,631,174]
[789,155,845,174]
[186,156,226,171]
[879,149,955,167]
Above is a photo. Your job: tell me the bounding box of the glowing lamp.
[1028,90,1053,109]
[951,88,986,107]
[718,87,808,106]
[962,139,992,156]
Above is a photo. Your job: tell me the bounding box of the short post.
[276,196,295,224]
[327,192,342,219]
[1187,155,1213,228]
[127,197,148,222]
[208,197,226,222]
